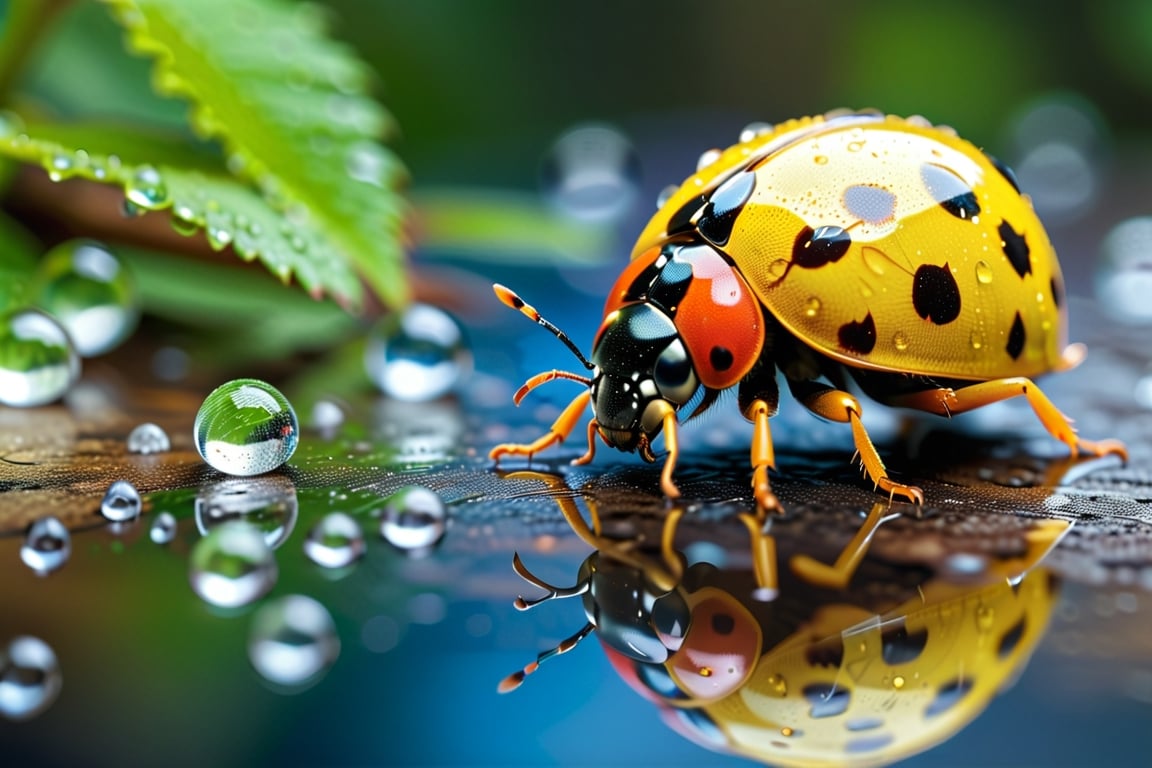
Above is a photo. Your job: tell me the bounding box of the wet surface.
[0,287,1150,767]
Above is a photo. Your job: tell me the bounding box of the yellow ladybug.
[490,110,1126,515]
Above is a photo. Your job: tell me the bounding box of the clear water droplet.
[189,521,278,608]
[975,260,993,284]
[47,152,74,181]
[739,122,773,143]
[892,331,909,351]
[364,304,471,402]
[345,140,391,187]
[248,595,340,689]
[0,308,80,406]
[150,512,178,544]
[803,297,821,318]
[540,123,640,223]
[194,476,298,550]
[310,398,345,435]
[814,155,829,165]
[696,148,722,171]
[969,330,985,350]
[194,379,299,475]
[124,164,169,209]
[20,517,70,574]
[205,209,234,251]
[655,184,677,209]
[101,480,141,522]
[127,422,170,454]
[31,240,139,357]
[0,636,62,721]
[304,512,364,569]
[380,485,447,554]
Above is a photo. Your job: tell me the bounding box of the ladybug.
[490,110,1126,514]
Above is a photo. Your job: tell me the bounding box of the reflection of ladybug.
[501,516,1066,767]
[491,110,1125,514]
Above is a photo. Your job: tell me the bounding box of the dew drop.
[847,141,864,152]
[969,330,984,350]
[47,152,74,181]
[101,480,141,522]
[345,140,392,187]
[803,297,821,318]
[194,379,299,476]
[814,154,829,165]
[0,636,62,721]
[31,240,139,357]
[127,422,170,454]
[194,476,298,550]
[0,309,80,406]
[739,122,773,143]
[892,331,909,351]
[540,123,640,223]
[205,209,234,251]
[310,398,345,436]
[696,148,722,171]
[766,673,788,697]
[975,605,995,632]
[304,512,365,569]
[189,521,278,608]
[20,517,71,575]
[150,511,178,544]
[364,304,472,402]
[380,485,447,554]
[975,260,993,284]
[655,184,678,209]
[124,164,169,209]
[248,595,340,689]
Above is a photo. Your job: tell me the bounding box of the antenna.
[493,284,594,371]
[498,622,595,693]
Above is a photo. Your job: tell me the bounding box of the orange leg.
[745,398,783,514]
[790,502,902,589]
[655,402,682,499]
[886,378,1128,461]
[798,386,924,505]
[572,419,600,466]
[490,390,591,462]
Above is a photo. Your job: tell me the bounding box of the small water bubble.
[20,517,70,574]
[124,164,169,209]
[1096,216,1152,323]
[892,331,909,351]
[101,480,141,522]
[194,476,298,549]
[696,148,722,171]
[205,209,234,250]
[540,123,640,223]
[189,521,278,608]
[739,122,773,143]
[380,485,447,554]
[803,297,821,318]
[150,512,178,544]
[364,304,472,402]
[0,636,62,721]
[975,260,993,284]
[310,398,345,435]
[127,422,171,454]
[47,152,74,181]
[345,140,391,187]
[0,308,81,406]
[655,184,678,209]
[249,595,340,689]
[194,379,299,476]
[31,240,139,357]
[304,512,364,569]
[969,330,985,350]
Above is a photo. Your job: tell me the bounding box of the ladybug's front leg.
[490,390,592,464]
[737,363,784,515]
[787,379,925,505]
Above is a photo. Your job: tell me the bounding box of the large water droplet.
[540,123,640,223]
[127,422,171,454]
[0,636,62,721]
[248,595,340,689]
[364,304,472,402]
[31,240,139,357]
[189,521,278,608]
[1096,216,1152,324]
[20,517,70,575]
[194,378,299,475]
[304,512,364,569]
[101,480,141,522]
[124,164,169,209]
[150,511,178,544]
[380,485,447,554]
[0,308,80,407]
[194,476,298,550]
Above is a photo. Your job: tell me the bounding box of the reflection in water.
[500,473,1067,766]
[304,511,365,569]
[189,522,279,609]
[0,636,62,721]
[20,516,71,575]
[194,475,299,549]
[248,595,340,691]
[379,485,447,555]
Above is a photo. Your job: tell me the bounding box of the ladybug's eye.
[653,339,697,404]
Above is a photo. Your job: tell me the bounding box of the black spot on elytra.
[806,635,845,668]
[921,163,981,220]
[1050,275,1064,308]
[698,171,756,247]
[838,312,877,355]
[1006,311,1026,360]
[881,624,929,665]
[987,153,1022,193]
[710,345,734,372]
[912,264,961,324]
[793,225,852,269]
[1000,220,1032,278]
[998,617,1026,659]
[710,612,735,635]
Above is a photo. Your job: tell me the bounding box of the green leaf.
[98,0,409,309]
[0,206,41,309]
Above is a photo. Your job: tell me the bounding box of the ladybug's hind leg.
[881,377,1128,461]
[787,378,925,505]
[737,362,785,515]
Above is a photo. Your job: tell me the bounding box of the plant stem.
[0,0,72,104]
